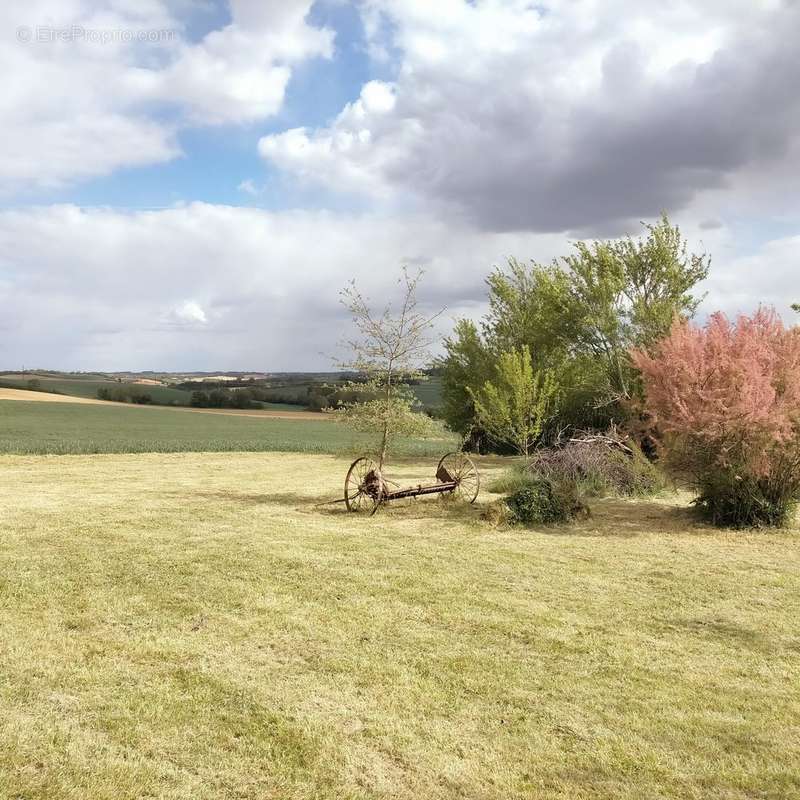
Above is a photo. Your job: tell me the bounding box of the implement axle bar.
[383,481,458,501]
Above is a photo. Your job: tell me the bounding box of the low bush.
[487,464,538,495]
[505,477,587,525]
[693,474,797,529]
[529,434,664,497]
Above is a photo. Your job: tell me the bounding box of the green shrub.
[487,464,537,495]
[505,477,587,525]
[694,473,798,529]
[600,448,664,496]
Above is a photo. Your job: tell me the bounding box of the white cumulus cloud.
[172,300,208,325]
[0,0,333,192]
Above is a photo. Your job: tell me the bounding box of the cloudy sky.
[1,0,798,371]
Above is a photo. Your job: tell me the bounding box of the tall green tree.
[440,215,710,442]
[560,214,709,399]
[440,319,493,439]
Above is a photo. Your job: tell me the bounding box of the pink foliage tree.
[632,308,800,526]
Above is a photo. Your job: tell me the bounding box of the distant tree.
[792,303,800,313]
[332,268,444,468]
[130,391,152,405]
[230,389,254,409]
[190,390,209,407]
[469,346,558,461]
[208,389,228,408]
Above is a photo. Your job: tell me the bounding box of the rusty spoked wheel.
[437,452,480,504]
[344,457,384,513]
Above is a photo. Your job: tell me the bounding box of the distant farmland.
[0,373,192,405]
[0,399,456,456]
[0,372,444,412]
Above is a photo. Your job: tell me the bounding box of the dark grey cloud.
[261,1,800,236]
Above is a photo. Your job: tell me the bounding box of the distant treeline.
[88,372,440,410]
[96,386,155,404]
[0,378,62,395]
[187,384,373,411]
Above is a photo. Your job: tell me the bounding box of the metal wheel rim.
[437,452,480,504]
[345,457,382,513]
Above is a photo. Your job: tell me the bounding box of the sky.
[1,0,799,371]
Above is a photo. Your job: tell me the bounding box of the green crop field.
[253,402,312,413]
[0,400,457,456]
[411,376,443,411]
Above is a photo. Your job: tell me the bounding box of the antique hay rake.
[343,452,480,514]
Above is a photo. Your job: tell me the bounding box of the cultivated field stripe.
[0,388,329,421]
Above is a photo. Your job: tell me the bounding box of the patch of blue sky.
[2,1,387,213]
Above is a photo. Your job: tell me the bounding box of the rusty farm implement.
[343,451,480,514]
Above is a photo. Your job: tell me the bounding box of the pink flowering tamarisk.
[632,308,800,526]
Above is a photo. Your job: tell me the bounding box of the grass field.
[1,452,798,799]
[411,376,443,412]
[0,399,457,456]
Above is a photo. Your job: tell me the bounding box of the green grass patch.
[410,376,443,411]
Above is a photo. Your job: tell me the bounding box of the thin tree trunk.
[379,367,392,470]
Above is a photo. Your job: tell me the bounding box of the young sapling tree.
[333,269,444,469]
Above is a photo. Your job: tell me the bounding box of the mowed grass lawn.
[1,452,798,799]
[0,399,456,456]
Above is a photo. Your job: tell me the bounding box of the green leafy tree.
[469,346,558,461]
[441,214,709,441]
[332,269,444,468]
[440,319,494,439]
[560,214,709,399]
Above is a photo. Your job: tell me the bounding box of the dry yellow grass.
[0,387,328,420]
[1,452,799,799]
[0,388,106,404]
